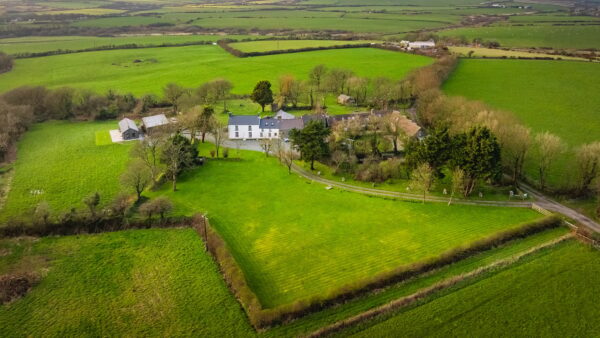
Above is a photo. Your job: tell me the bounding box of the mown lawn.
[443,59,600,187]
[0,121,131,221]
[0,45,432,96]
[344,240,600,337]
[148,144,542,308]
[0,228,255,336]
[229,39,375,53]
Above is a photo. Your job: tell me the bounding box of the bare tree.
[448,167,465,206]
[161,135,196,192]
[139,197,173,221]
[382,111,409,154]
[410,163,435,203]
[309,64,327,92]
[110,193,131,219]
[502,124,531,186]
[279,147,298,174]
[131,133,165,182]
[120,159,152,201]
[163,83,187,114]
[534,132,566,190]
[575,142,600,195]
[259,138,275,157]
[212,119,226,157]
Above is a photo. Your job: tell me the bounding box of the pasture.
[0,34,259,55]
[439,24,600,49]
[344,240,600,337]
[443,59,600,187]
[0,45,433,95]
[148,144,542,308]
[0,121,131,221]
[228,39,375,53]
[0,229,255,336]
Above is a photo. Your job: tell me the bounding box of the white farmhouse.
[259,117,281,139]
[228,114,261,139]
[408,40,435,50]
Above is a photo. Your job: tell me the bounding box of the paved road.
[519,181,600,232]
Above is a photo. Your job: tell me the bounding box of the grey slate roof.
[228,114,260,126]
[259,118,281,129]
[274,110,295,120]
[279,119,304,131]
[119,118,138,133]
[142,114,169,129]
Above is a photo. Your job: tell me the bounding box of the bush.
[223,147,229,158]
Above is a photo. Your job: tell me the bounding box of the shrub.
[223,147,229,158]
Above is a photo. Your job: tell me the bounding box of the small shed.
[337,94,355,106]
[274,110,295,120]
[118,118,139,140]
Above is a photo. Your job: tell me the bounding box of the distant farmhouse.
[400,40,436,51]
[337,94,355,106]
[118,118,140,140]
[227,110,422,140]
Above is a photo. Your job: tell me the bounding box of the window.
[260,132,263,138]
[235,132,239,138]
[249,132,253,138]
[248,125,252,131]
[235,125,238,131]
[274,133,278,137]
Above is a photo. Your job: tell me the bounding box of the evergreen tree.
[289,121,331,170]
[250,80,274,112]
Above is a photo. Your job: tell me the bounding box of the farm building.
[118,118,140,140]
[228,114,304,140]
[337,94,355,105]
[408,40,435,50]
[141,114,170,133]
[275,109,295,120]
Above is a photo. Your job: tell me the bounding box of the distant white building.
[227,114,304,140]
[337,94,355,105]
[408,40,436,50]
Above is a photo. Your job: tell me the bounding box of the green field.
[344,240,600,337]
[229,39,375,53]
[0,228,255,336]
[0,45,433,95]
[0,35,259,55]
[443,59,600,187]
[148,144,542,308]
[440,24,600,49]
[0,121,131,221]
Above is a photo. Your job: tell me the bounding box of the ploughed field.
[0,229,256,337]
[148,145,543,308]
[343,240,600,337]
[0,45,433,96]
[443,59,600,188]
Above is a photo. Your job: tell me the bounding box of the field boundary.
[202,214,561,329]
[217,40,372,58]
[305,232,575,338]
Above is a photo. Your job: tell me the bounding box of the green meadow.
[345,240,600,337]
[148,144,542,308]
[439,24,600,49]
[0,121,131,220]
[229,39,375,53]
[0,45,433,95]
[0,34,259,55]
[443,59,600,187]
[0,229,255,336]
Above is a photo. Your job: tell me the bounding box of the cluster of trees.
[0,52,13,73]
[161,79,234,114]
[0,86,144,161]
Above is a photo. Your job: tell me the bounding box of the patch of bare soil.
[0,273,39,304]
